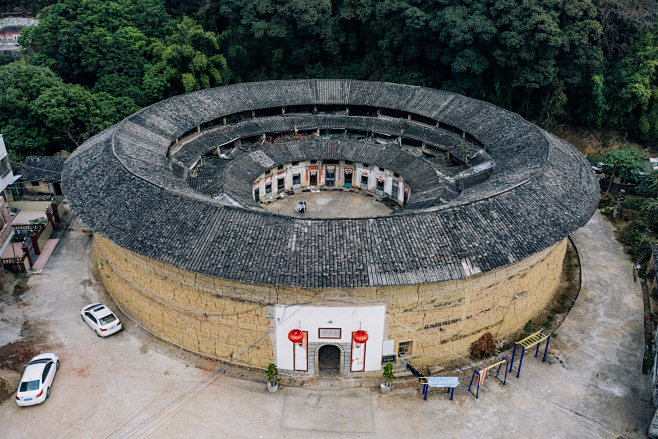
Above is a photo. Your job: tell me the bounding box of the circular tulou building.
[62,80,598,377]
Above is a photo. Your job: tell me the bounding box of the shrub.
[382,363,394,382]
[600,205,615,219]
[470,332,494,359]
[599,193,615,209]
[543,314,554,329]
[619,220,652,260]
[266,363,279,385]
[623,198,643,211]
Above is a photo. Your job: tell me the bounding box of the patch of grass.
[599,193,615,209]
[619,220,652,260]
[551,242,580,315]
[623,198,644,211]
[599,206,614,219]
[542,314,554,329]
[646,347,655,372]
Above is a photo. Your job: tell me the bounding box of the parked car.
[15,353,59,406]
[81,303,122,337]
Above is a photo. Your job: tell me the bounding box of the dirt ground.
[554,124,652,158]
[0,272,41,401]
[261,188,395,218]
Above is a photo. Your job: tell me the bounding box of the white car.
[81,303,122,337]
[15,353,59,406]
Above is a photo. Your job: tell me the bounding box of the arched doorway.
[318,345,341,376]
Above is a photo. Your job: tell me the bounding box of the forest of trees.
[0,0,656,160]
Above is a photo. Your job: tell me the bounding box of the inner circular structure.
[177,103,495,216]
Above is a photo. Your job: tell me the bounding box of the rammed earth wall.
[95,235,566,370]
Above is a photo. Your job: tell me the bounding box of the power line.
[96,247,270,319]
[8,158,63,174]
[93,252,325,439]
[110,292,322,439]
[92,240,639,438]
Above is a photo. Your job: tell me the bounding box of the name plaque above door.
[318,328,341,339]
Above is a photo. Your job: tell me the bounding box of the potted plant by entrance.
[380,363,394,394]
[266,363,280,392]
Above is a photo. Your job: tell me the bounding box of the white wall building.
[253,160,408,205]
[274,304,389,376]
[0,134,19,193]
[0,134,20,257]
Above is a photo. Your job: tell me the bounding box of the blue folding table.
[421,376,460,401]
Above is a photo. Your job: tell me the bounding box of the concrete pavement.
[0,212,652,438]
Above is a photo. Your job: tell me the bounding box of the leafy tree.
[602,148,646,193]
[19,0,174,105]
[0,54,15,66]
[642,198,658,232]
[30,83,138,148]
[204,0,602,124]
[0,62,62,158]
[0,62,138,159]
[637,170,658,198]
[163,0,206,17]
[0,1,54,15]
[6,0,658,149]
[574,74,609,128]
[606,33,658,142]
[597,0,657,60]
[143,17,230,101]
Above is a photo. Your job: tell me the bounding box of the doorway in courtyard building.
[318,345,341,376]
[325,167,335,186]
[360,175,368,190]
[344,169,353,187]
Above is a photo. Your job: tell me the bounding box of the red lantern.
[288,329,303,343]
[353,330,368,344]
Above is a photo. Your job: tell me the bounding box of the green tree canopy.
[204,0,602,126]
[637,170,658,198]
[602,147,647,192]
[0,62,62,158]
[7,0,658,148]
[30,83,138,148]
[143,17,230,101]
[606,33,658,142]
[19,0,174,105]
[0,61,138,159]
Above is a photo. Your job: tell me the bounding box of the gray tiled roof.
[0,17,38,32]
[20,156,66,182]
[62,80,599,288]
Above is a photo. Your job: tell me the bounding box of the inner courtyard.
[261,189,395,218]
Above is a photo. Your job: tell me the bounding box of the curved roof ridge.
[63,80,598,288]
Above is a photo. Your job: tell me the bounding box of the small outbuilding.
[19,156,65,197]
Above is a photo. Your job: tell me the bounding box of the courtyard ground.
[0,212,653,438]
[261,188,394,218]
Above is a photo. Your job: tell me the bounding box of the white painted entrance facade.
[274,304,386,376]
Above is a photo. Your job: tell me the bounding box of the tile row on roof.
[20,156,66,182]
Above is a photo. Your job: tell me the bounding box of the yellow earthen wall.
[95,235,566,370]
